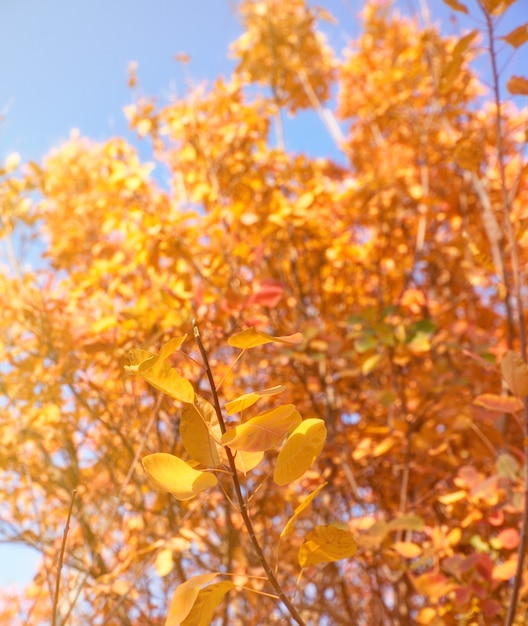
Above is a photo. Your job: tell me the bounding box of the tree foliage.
[1,0,528,624]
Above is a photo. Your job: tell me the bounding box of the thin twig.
[52,489,77,626]
[192,319,307,626]
[478,5,528,624]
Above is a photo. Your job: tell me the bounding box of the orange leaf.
[473,393,523,413]
[501,351,528,397]
[507,75,528,95]
[502,24,528,49]
[442,0,468,13]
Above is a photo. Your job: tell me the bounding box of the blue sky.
[1,0,527,597]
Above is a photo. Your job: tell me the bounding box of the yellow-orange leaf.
[228,327,303,349]
[502,24,528,49]
[501,351,528,397]
[125,337,194,403]
[507,75,528,95]
[142,453,217,501]
[480,0,517,16]
[181,581,235,626]
[221,404,302,452]
[442,0,468,14]
[165,573,218,626]
[155,548,174,577]
[225,385,286,414]
[234,450,264,474]
[181,396,225,468]
[391,541,422,558]
[473,393,523,413]
[298,525,356,567]
[281,482,328,538]
[273,418,327,486]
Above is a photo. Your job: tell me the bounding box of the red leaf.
[247,279,285,308]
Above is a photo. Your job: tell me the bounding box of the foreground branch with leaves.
[1,0,528,624]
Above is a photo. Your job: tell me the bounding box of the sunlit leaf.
[502,24,528,49]
[155,548,174,577]
[507,75,528,95]
[181,581,235,626]
[142,453,218,501]
[281,482,328,537]
[165,573,219,626]
[274,418,327,486]
[298,525,357,567]
[386,515,424,533]
[228,327,303,349]
[234,450,265,474]
[480,0,517,16]
[125,337,194,403]
[221,404,302,452]
[442,0,468,14]
[181,396,225,467]
[362,353,382,375]
[501,351,528,397]
[391,541,422,558]
[473,393,523,413]
[225,385,286,414]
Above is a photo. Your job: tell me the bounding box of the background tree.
[1,0,528,624]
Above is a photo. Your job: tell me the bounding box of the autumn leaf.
[221,404,302,452]
[228,327,303,349]
[501,351,528,397]
[225,385,286,414]
[165,573,219,626]
[507,75,528,95]
[281,482,327,537]
[473,393,523,413]
[142,453,218,500]
[125,337,194,403]
[180,396,225,467]
[180,581,235,626]
[298,525,357,567]
[274,418,327,485]
[442,0,468,14]
[502,24,528,49]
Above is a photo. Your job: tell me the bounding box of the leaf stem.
[193,320,306,626]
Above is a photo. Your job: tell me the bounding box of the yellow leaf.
[225,385,286,414]
[480,0,517,16]
[228,327,303,349]
[125,337,194,403]
[273,418,327,486]
[221,404,302,452]
[281,482,328,538]
[502,24,528,49]
[142,453,217,501]
[234,450,264,474]
[439,30,478,95]
[155,548,174,577]
[507,75,528,95]
[181,581,235,626]
[391,541,422,558]
[165,573,219,626]
[501,351,528,397]
[181,396,225,468]
[298,525,356,567]
[361,353,382,375]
